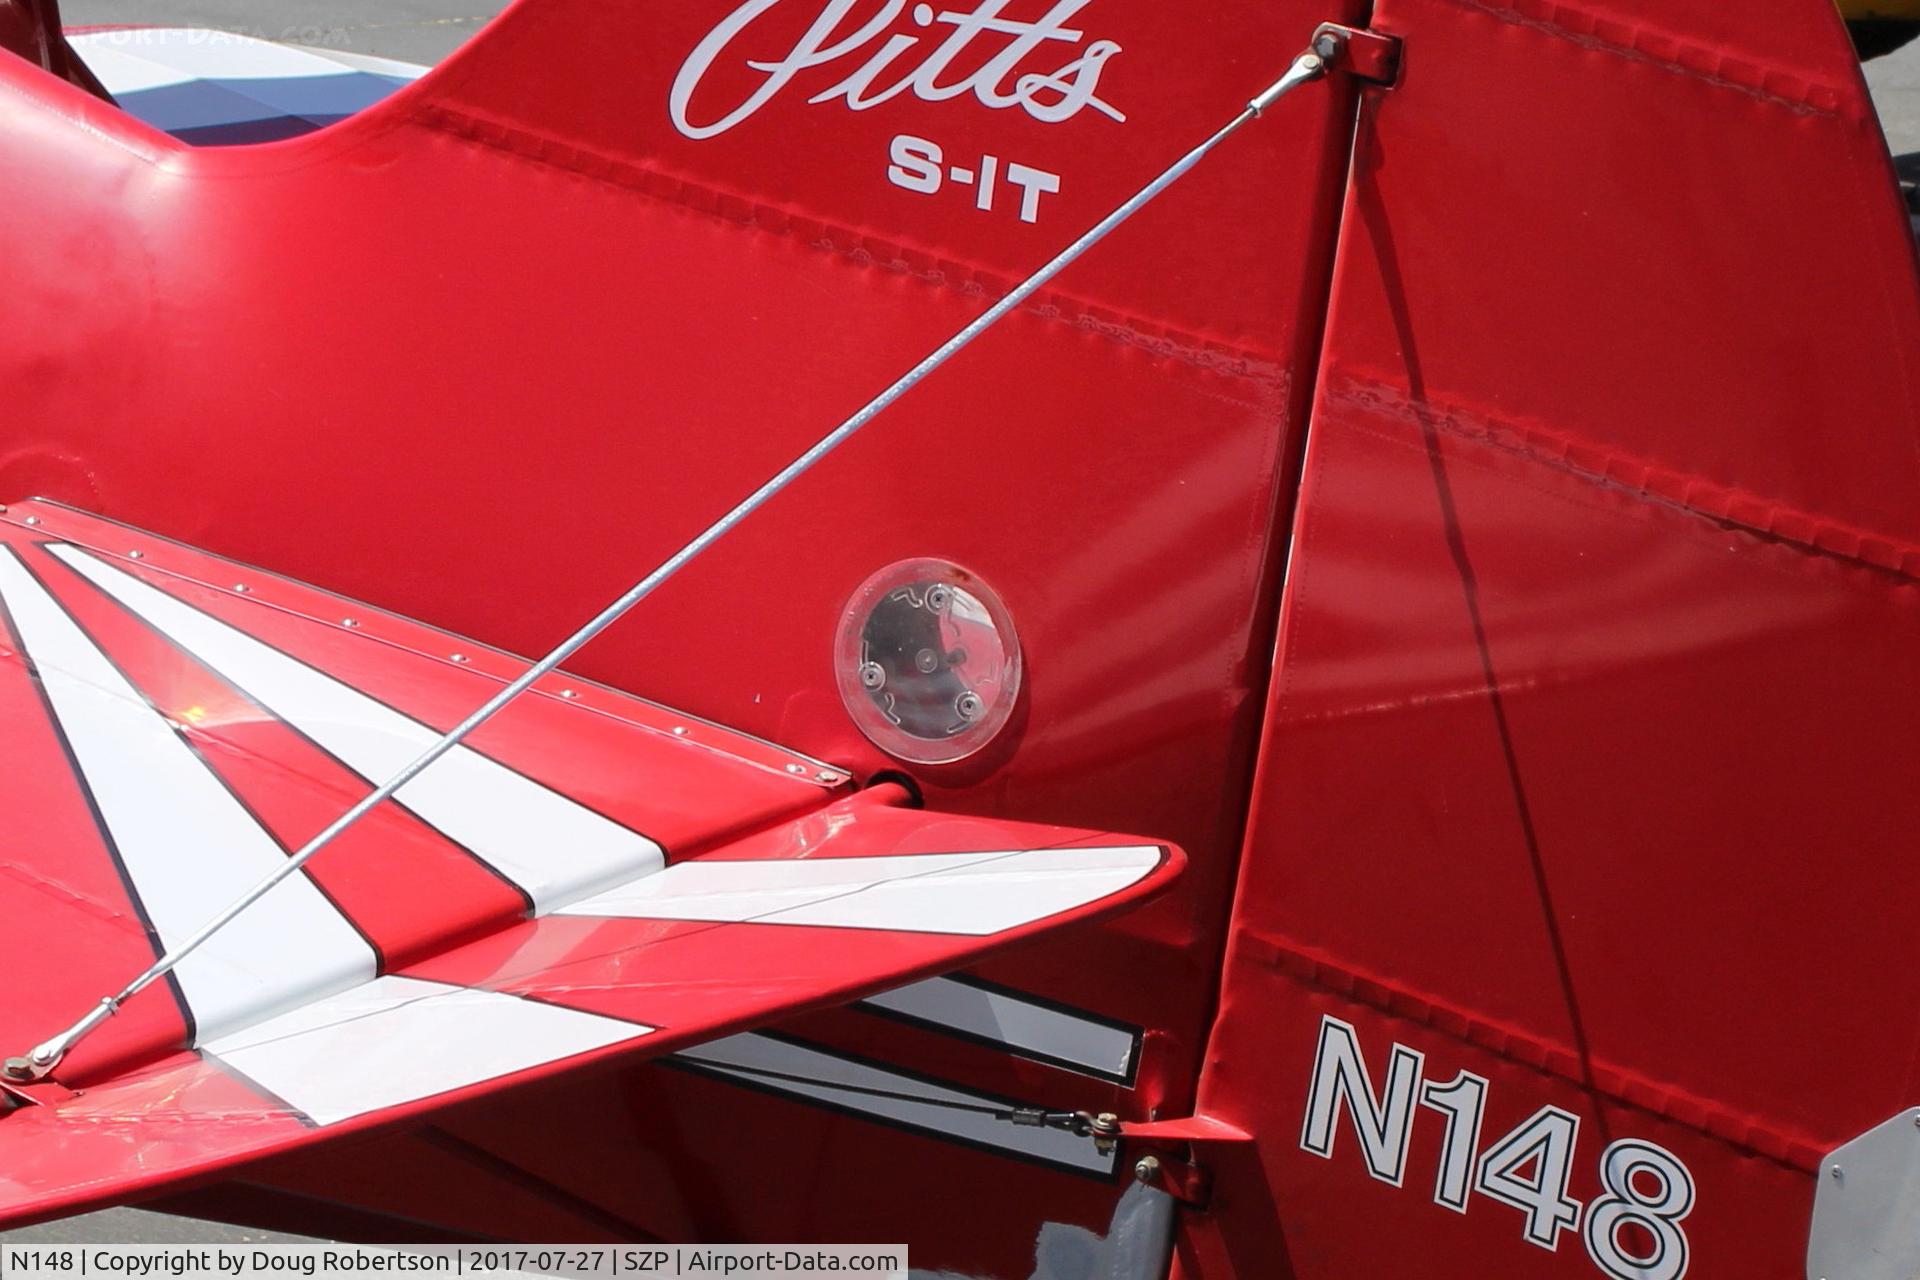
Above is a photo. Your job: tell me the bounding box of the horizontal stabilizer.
[0,501,1181,1227]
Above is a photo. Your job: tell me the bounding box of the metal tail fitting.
[1251,45,1333,116]
[3,997,116,1082]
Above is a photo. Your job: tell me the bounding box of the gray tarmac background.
[62,0,498,63]
[1868,32,1920,158]
[8,0,1920,1250]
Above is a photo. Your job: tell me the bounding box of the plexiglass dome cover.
[834,560,1022,765]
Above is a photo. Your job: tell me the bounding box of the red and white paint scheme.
[0,501,1178,1218]
[1,0,1919,1277]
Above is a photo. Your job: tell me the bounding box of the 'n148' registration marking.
[1301,1016,1696,1280]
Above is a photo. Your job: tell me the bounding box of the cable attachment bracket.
[1310,21,1403,87]
[1004,1108,1126,1154]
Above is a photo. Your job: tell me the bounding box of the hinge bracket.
[1316,21,1403,87]
[1116,1115,1253,1209]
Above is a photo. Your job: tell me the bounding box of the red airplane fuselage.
[2,0,1918,1276]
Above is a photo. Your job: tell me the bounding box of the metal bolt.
[1313,30,1345,62]
[341,618,360,629]
[859,662,886,690]
[2,1056,37,1083]
[925,585,952,613]
[786,763,807,775]
[671,725,689,735]
[955,691,985,722]
[1134,1156,1161,1183]
[1831,1164,1844,1180]
[816,770,838,783]
[450,654,470,664]
[128,550,143,560]
[559,689,580,700]
[233,584,250,594]
[22,516,38,527]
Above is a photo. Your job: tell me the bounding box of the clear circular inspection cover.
[835,560,1022,765]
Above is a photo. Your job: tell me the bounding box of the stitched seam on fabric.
[412,103,1290,387]
[1440,0,1851,119]
[1325,370,1920,584]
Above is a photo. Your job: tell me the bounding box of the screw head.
[560,689,580,700]
[1314,30,1344,61]
[1831,1164,1845,1180]
[1133,1156,1160,1183]
[925,585,952,613]
[341,618,360,629]
[816,770,838,783]
[955,691,985,722]
[233,584,250,594]
[786,763,807,775]
[859,662,886,690]
[22,516,38,527]
[450,653,470,664]
[671,725,689,735]
[127,550,143,560]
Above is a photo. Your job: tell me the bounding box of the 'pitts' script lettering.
[671,0,1125,139]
